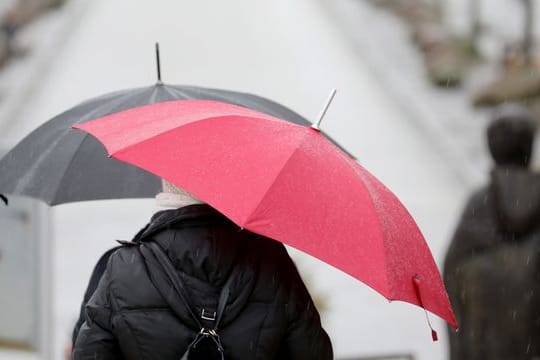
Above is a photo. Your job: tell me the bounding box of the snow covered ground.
[0,0,485,359]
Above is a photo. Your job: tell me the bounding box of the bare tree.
[469,0,481,45]
[522,0,534,66]
[432,0,444,19]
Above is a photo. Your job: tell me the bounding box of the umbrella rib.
[148,85,163,103]
[76,86,152,124]
[44,90,151,203]
[170,84,313,126]
[241,133,392,298]
[75,88,132,107]
[49,133,95,204]
[25,88,150,205]
[200,87,310,126]
[108,113,295,158]
[340,154,394,298]
[241,130,312,227]
[12,128,71,197]
[203,88,354,158]
[163,85,196,100]
[168,85,354,158]
[104,116,309,226]
[200,88,355,157]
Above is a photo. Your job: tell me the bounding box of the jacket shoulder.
[247,237,308,299]
[105,246,168,310]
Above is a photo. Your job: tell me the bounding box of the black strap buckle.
[201,308,216,321]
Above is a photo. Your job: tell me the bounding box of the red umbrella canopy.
[74,99,457,329]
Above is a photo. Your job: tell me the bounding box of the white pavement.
[4,0,476,359]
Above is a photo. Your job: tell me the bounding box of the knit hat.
[155,179,204,208]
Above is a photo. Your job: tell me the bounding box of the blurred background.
[0,0,538,359]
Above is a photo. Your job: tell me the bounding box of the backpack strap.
[140,241,237,359]
[139,241,203,328]
[140,240,236,331]
[214,263,235,330]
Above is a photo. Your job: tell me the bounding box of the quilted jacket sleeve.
[72,247,119,346]
[72,254,122,360]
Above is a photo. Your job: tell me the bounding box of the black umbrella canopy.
[0,83,350,205]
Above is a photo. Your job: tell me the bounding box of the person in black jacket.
[72,181,333,359]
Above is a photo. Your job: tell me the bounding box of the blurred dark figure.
[444,104,540,360]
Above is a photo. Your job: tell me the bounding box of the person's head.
[157,179,204,208]
[487,104,536,168]
[162,179,191,196]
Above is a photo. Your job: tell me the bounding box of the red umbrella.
[74,99,457,331]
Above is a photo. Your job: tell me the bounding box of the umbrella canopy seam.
[341,154,394,298]
[101,114,298,158]
[12,127,71,195]
[49,134,100,205]
[242,129,313,227]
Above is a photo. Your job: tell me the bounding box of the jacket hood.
[491,167,540,236]
[135,204,249,286]
[133,204,258,327]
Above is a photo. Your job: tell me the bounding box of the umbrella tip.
[155,42,163,85]
[312,88,337,130]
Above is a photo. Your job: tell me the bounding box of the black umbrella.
[0,82,352,205]
[0,85,297,204]
[0,43,351,205]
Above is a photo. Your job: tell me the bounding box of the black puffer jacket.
[73,205,333,360]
